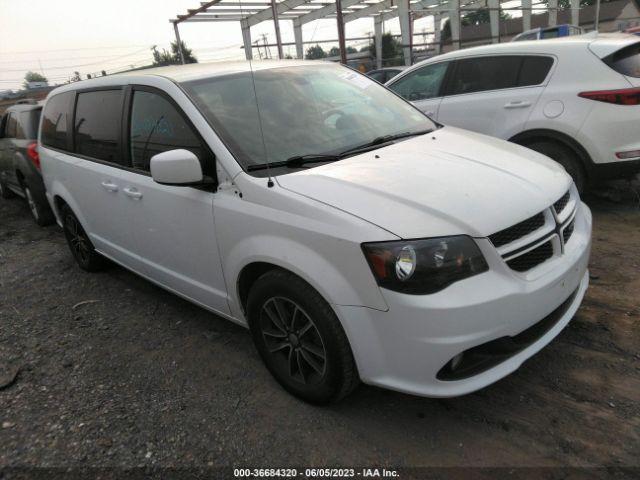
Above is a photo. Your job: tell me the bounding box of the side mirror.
[150,149,204,186]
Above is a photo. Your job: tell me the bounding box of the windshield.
[182,64,435,171]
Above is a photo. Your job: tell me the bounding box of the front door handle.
[101,181,119,192]
[123,186,143,200]
[504,100,532,109]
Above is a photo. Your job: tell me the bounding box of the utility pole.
[595,0,601,31]
[173,21,186,64]
[261,34,271,59]
[270,0,284,59]
[335,0,348,65]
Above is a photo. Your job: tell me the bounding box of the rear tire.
[61,205,106,272]
[24,184,55,227]
[0,179,16,199]
[247,269,359,404]
[526,140,587,194]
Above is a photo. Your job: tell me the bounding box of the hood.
[276,127,571,239]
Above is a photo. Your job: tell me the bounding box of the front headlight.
[361,236,488,295]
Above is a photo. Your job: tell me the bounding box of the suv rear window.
[74,90,123,163]
[604,43,640,78]
[41,92,73,150]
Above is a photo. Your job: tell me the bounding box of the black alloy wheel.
[259,296,327,386]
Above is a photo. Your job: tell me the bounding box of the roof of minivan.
[118,59,318,82]
[50,59,330,95]
[420,32,639,63]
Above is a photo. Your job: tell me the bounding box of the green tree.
[441,9,512,41]
[364,33,404,66]
[23,71,48,88]
[152,40,198,66]
[171,40,198,63]
[328,46,358,57]
[305,44,327,60]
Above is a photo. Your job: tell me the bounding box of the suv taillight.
[578,88,640,105]
[27,142,40,170]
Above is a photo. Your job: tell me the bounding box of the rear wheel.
[247,269,359,404]
[23,184,55,226]
[526,140,587,194]
[61,205,106,272]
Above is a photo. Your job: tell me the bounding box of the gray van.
[0,101,54,225]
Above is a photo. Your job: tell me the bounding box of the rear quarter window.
[42,92,73,150]
[604,43,640,78]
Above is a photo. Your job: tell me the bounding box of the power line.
[0,56,154,83]
[1,47,153,72]
[0,47,169,65]
[0,44,157,55]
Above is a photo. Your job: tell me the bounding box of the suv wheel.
[23,184,55,226]
[526,140,587,194]
[61,205,106,272]
[0,180,16,199]
[247,270,359,404]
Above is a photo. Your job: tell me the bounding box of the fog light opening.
[450,353,464,370]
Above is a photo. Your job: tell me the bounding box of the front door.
[120,87,229,315]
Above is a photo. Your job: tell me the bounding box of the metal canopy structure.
[170,0,583,68]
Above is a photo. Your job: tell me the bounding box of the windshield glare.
[182,64,435,170]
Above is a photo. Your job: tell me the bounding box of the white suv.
[387,33,640,192]
[40,61,591,403]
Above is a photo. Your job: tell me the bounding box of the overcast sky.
[0,0,424,91]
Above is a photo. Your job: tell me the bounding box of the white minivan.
[40,61,591,403]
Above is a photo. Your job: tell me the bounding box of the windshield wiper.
[245,129,433,172]
[338,129,433,157]
[247,154,340,171]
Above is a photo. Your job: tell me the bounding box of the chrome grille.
[563,218,575,244]
[489,212,545,248]
[506,241,554,272]
[554,190,571,215]
[491,188,577,273]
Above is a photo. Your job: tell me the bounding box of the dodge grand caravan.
[40,61,591,403]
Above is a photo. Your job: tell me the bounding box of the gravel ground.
[0,188,639,478]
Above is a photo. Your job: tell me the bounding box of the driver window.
[129,90,209,174]
[389,62,448,101]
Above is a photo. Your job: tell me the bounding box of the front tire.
[61,205,106,272]
[247,270,359,404]
[526,140,587,194]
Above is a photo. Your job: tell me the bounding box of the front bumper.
[335,202,592,398]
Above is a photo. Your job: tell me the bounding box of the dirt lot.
[0,187,639,478]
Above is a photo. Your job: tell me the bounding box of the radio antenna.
[239,0,275,188]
